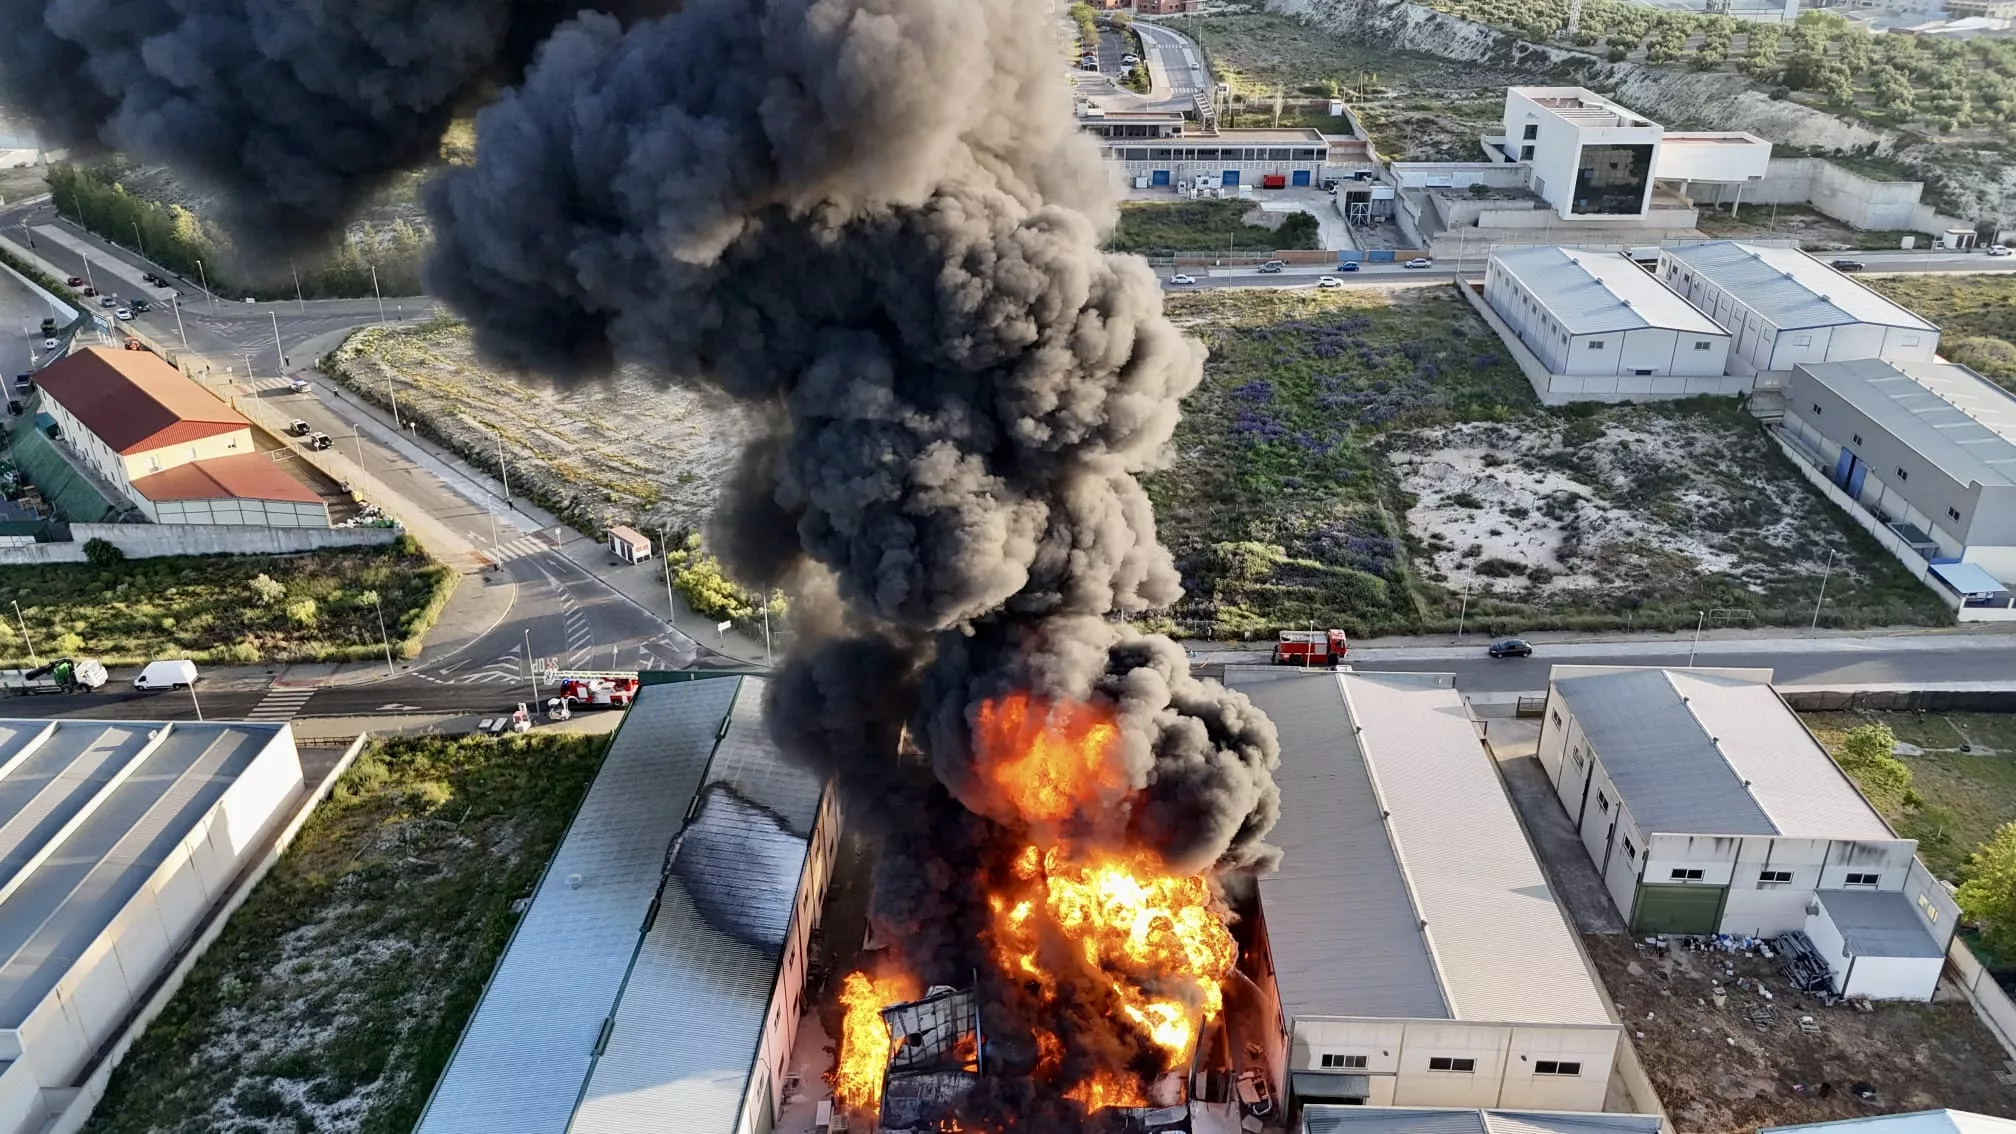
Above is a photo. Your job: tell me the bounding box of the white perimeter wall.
[13,731,304,1091]
[1291,1019,1617,1111]
[0,1059,42,1134]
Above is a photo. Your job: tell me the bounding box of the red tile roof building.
[34,347,248,454]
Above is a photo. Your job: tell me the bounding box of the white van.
[133,659,199,691]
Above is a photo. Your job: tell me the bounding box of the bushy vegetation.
[1109,199,1320,256]
[0,539,455,667]
[85,732,608,1134]
[1865,274,2016,392]
[1806,711,2016,882]
[46,162,427,300]
[665,532,785,632]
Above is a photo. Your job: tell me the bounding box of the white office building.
[1483,246,1736,404]
[0,720,304,1134]
[1656,242,1941,376]
[1535,666,1958,1001]
[1499,89,1770,222]
[1232,670,1621,1114]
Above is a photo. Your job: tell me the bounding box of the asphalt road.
[1160,249,2016,291]
[1355,645,2016,692]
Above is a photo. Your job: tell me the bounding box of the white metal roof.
[1304,1108,1663,1134]
[415,675,825,1134]
[1234,670,1611,1028]
[1492,247,1726,337]
[1553,669,1892,839]
[1661,241,1938,332]
[1763,1110,2016,1134]
[1815,889,1944,958]
[1797,358,2016,489]
[0,719,287,1027]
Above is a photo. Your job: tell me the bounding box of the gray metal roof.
[1491,246,1726,336]
[1554,669,1890,839]
[416,675,827,1134]
[1661,241,1938,332]
[1552,670,1777,836]
[0,719,288,1027]
[1234,670,1609,1027]
[1233,669,1449,1022]
[1303,1108,1664,1134]
[1817,889,1945,959]
[1797,358,2016,490]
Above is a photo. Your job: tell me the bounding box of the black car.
[131,299,151,313]
[1487,638,1534,658]
[1831,259,1866,272]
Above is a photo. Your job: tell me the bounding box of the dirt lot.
[1695,204,1926,254]
[324,317,751,539]
[1587,934,2016,1132]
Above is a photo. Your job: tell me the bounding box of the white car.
[40,337,57,350]
[1988,244,2013,257]
[1122,53,1139,64]
[115,308,132,321]
[1169,273,1197,286]
[287,377,311,393]
[1404,257,1433,269]
[1316,276,1343,288]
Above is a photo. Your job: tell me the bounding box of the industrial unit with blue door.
[1292,170,1312,186]
[1221,170,1240,187]
[1152,170,1171,186]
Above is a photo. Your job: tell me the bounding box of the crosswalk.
[489,534,551,562]
[244,686,318,721]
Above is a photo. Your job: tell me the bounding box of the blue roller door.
[1152,170,1171,186]
[1292,170,1311,186]
[1221,170,1240,186]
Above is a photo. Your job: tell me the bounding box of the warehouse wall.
[1291,1018,1616,1111]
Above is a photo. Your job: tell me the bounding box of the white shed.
[1805,889,1948,1001]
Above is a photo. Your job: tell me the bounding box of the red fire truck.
[552,671,640,709]
[1272,628,1348,666]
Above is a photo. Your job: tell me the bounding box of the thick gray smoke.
[422,0,1281,1122]
[0,0,623,254]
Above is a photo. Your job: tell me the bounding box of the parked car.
[142,272,164,286]
[288,377,311,393]
[1121,53,1139,64]
[1988,244,2013,257]
[99,295,117,307]
[115,308,132,321]
[306,431,334,451]
[81,286,97,297]
[133,658,199,691]
[1169,273,1196,286]
[1487,638,1534,658]
[40,338,57,350]
[1338,261,1360,272]
[286,418,312,436]
[131,299,151,313]
[1316,275,1342,288]
[1830,259,1866,272]
[1404,257,1433,269]
[1258,260,1286,273]
[65,276,83,287]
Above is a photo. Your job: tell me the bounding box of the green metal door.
[1631,884,1725,934]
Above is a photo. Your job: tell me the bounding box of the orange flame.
[1066,1070,1151,1112]
[975,692,1129,822]
[833,969,919,1114]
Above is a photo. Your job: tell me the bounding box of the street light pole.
[659,526,678,627]
[385,374,401,429]
[291,262,306,313]
[373,593,395,677]
[495,430,512,508]
[131,220,146,261]
[195,259,214,311]
[188,681,204,722]
[1456,583,1471,641]
[1688,610,1704,667]
[1811,548,1839,632]
[80,252,94,293]
[11,600,37,665]
[351,425,365,469]
[524,628,539,703]
[270,311,286,375]
[170,295,189,349]
[763,595,773,667]
[370,263,387,325]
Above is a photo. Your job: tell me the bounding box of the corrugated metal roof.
[571,676,826,1133]
[0,720,287,1027]
[1491,246,1726,336]
[1552,670,1778,836]
[415,677,742,1134]
[1816,889,1944,958]
[1234,669,1449,1021]
[1338,673,1610,1027]
[1797,358,2016,490]
[1764,1109,2016,1134]
[1673,671,1892,840]
[1661,241,1937,332]
[1303,1108,1662,1134]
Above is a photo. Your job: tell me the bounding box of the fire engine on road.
[545,670,641,709]
[1271,628,1348,666]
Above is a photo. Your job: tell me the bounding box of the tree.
[82,537,124,567]
[1958,822,2016,954]
[1836,723,1913,811]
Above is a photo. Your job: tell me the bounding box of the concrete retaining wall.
[1699,157,1934,232]
[1945,935,2016,1064]
[0,235,80,321]
[0,523,398,564]
[1779,688,2016,712]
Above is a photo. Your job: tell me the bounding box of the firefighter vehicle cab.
[1272,628,1348,666]
[549,670,640,709]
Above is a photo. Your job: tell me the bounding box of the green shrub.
[51,631,84,655]
[249,573,287,605]
[83,538,125,567]
[285,599,319,628]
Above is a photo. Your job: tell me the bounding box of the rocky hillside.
[1267,0,2016,225]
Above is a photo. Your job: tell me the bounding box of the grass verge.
[0,538,455,668]
[84,732,609,1134]
[1863,273,2016,392]
[1805,711,2016,882]
[1109,199,1318,257]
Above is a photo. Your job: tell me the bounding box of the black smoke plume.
[0,0,648,255]
[417,0,1284,1125]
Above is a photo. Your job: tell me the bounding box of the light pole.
[494,429,512,508]
[1456,582,1471,641]
[270,311,286,376]
[195,259,214,310]
[763,594,773,667]
[659,526,678,627]
[351,426,365,469]
[188,681,204,722]
[11,600,37,665]
[372,592,395,677]
[80,252,94,293]
[170,295,189,349]
[370,263,387,325]
[384,374,401,428]
[524,628,539,703]
[291,262,305,313]
[1688,610,1705,667]
[1811,548,1839,632]
[131,220,146,261]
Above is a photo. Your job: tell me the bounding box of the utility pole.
[660,526,678,627]
[195,259,214,311]
[370,263,387,325]
[1688,610,1705,667]
[1811,548,1839,632]
[11,600,37,665]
